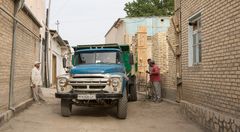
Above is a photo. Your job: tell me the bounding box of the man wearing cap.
[31,61,46,104]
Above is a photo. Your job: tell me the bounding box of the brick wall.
[152,33,168,73]
[152,30,177,101]
[0,0,41,112]
[178,0,240,130]
[152,32,168,86]
[165,19,178,101]
[0,0,14,113]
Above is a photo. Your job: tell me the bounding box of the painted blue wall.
[122,17,170,36]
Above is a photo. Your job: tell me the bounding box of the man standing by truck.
[149,60,161,102]
[31,61,46,104]
[146,59,153,99]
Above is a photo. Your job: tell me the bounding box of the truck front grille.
[72,85,106,89]
[72,86,87,89]
[89,85,106,89]
[69,77,109,91]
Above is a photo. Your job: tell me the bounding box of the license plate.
[77,94,96,100]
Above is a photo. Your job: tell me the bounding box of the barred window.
[188,12,202,66]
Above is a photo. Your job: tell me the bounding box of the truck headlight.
[111,78,121,92]
[57,77,72,93]
[112,79,119,87]
[59,78,67,87]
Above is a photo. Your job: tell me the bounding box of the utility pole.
[56,20,60,33]
[44,0,51,88]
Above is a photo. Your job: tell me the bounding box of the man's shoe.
[152,98,157,102]
[41,100,48,104]
[156,98,163,103]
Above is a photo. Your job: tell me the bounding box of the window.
[74,51,120,65]
[188,12,202,66]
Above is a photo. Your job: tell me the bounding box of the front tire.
[61,99,72,117]
[117,89,128,119]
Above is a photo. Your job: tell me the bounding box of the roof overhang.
[50,30,66,46]
[104,18,123,37]
[22,4,42,27]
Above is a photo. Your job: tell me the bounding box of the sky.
[49,0,133,46]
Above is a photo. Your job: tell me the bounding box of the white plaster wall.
[105,27,117,43]
[105,21,126,44]
[49,37,65,85]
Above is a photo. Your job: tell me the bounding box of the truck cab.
[55,44,137,119]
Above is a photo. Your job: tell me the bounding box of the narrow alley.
[1,0,240,131]
[0,89,203,132]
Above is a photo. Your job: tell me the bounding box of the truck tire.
[117,89,128,119]
[61,99,72,117]
[129,83,137,101]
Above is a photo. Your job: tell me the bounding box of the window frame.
[74,51,120,65]
[188,11,202,67]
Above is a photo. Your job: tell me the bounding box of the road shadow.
[49,98,118,118]
[71,105,117,118]
[49,93,146,119]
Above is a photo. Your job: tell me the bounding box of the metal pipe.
[44,9,49,87]
[44,0,51,88]
[8,1,19,111]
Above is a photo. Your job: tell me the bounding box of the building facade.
[173,0,240,131]
[105,17,170,44]
[25,0,46,77]
[49,30,71,87]
[0,0,44,125]
[105,17,172,91]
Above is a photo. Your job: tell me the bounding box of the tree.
[124,0,174,17]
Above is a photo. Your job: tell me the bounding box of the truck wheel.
[61,99,72,117]
[129,84,137,101]
[117,89,128,119]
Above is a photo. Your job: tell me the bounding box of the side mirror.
[129,53,134,65]
[65,68,69,73]
[63,58,67,68]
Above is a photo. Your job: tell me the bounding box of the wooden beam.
[171,17,180,34]
[166,36,177,57]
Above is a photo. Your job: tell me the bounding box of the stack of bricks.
[152,33,166,72]
[134,26,148,91]
[176,0,240,131]
[0,0,41,113]
[152,32,168,82]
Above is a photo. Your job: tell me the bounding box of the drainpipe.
[8,0,22,111]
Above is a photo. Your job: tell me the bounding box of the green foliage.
[124,0,174,17]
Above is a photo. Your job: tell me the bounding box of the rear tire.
[61,99,72,117]
[117,89,128,119]
[129,83,137,101]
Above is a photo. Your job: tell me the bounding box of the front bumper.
[55,93,122,99]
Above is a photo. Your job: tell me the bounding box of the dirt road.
[0,88,203,132]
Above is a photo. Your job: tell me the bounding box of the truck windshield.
[74,52,120,65]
